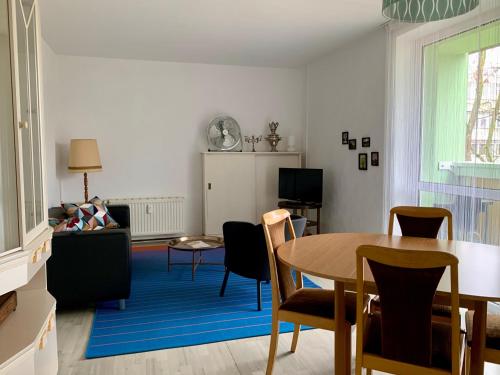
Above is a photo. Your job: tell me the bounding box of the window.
[467,46,500,161]
[419,21,500,245]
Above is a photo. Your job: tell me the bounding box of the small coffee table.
[167,236,224,281]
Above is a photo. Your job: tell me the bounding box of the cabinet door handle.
[208,183,212,190]
[39,330,48,350]
[19,121,29,129]
[32,249,41,263]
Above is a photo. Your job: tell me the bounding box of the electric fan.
[207,116,243,152]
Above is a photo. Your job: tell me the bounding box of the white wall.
[41,50,306,234]
[40,40,60,212]
[306,27,386,233]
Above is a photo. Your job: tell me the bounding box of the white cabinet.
[203,152,301,235]
[1,0,47,256]
[0,0,56,374]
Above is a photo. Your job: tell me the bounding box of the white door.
[204,154,256,235]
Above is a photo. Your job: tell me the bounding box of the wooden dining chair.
[371,206,454,320]
[388,206,453,240]
[464,311,500,373]
[262,209,367,375]
[356,245,465,375]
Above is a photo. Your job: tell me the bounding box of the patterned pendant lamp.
[383,0,479,22]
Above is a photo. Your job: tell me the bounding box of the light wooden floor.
[56,274,500,375]
[56,306,500,375]
[57,307,337,375]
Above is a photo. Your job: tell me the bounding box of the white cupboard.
[0,0,56,374]
[202,152,301,235]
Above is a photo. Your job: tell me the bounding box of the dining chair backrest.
[356,245,461,373]
[388,206,453,240]
[262,209,298,307]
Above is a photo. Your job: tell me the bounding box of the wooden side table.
[167,236,224,281]
[278,201,322,234]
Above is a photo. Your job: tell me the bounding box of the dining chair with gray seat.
[465,311,500,373]
[371,206,454,321]
[356,245,465,375]
[262,209,368,375]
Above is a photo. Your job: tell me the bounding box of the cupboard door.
[0,0,20,254]
[204,154,256,235]
[16,0,34,233]
[15,0,45,240]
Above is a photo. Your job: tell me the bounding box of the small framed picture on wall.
[362,137,371,147]
[371,152,379,166]
[342,131,349,145]
[359,153,368,170]
[349,139,357,150]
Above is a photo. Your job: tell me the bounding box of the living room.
[0,1,499,374]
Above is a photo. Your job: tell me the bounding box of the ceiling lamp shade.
[382,0,480,22]
[68,139,102,173]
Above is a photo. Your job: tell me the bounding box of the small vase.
[265,122,282,152]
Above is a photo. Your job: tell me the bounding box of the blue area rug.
[85,249,318,358]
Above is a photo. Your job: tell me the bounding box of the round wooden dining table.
[277,233,500,375]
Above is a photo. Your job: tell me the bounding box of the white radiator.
[107,197,185,238]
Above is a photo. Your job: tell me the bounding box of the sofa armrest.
[48,229,131,307]
[108,205,130,229]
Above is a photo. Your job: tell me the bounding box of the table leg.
[192,250,195,281]
[317,208,321,234]
[167,246,171,272]
[470,300,487,375]
[335,281,349,375]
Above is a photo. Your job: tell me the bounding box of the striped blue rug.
[85,249,318,358]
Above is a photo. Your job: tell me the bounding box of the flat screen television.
[279,168,323,203]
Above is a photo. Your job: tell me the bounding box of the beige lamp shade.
[68,139,103,173]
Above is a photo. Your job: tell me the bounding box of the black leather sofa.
[47,205,132,310]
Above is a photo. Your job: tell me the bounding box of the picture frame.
[362,137,370,147]
[342,131,349,145]
[371,151,379,166]
[348,139,357,150]
[359,153,368,170]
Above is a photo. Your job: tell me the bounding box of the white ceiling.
[39,0,386,68]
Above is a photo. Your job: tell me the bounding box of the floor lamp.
[68,139,102,203]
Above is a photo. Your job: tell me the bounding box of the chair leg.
[266,316,279,375]
[118,299,126,310]
[465,346,471,375]
[220,269,230,297]
[291,324,300,352]
[257,280,262,311]
[345,324,352,374]
[366,369,372,375]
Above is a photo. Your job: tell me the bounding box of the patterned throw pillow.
[62,196,119,231]
[53,217,85,232]
[49,217,63,227]
[89,196,120,229]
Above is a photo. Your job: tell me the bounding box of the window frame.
[416,18,500,205]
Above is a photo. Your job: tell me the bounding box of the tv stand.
[278,201,322,234]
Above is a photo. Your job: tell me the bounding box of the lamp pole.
[83,172,88,203]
